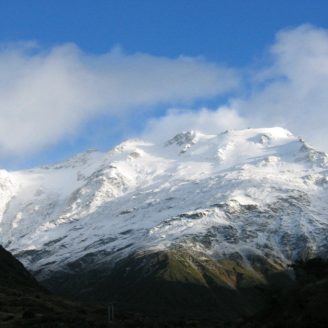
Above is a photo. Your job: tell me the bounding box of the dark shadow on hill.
[39,250,294,322]
[238,257,328,328]
[0,245,108,327]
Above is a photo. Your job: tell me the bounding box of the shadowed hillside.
[41,249,294,321]
[3,243,328,328]
[239,257,328,327]
[0,245,108,327]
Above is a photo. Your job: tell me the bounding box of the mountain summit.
[0,127,327,318]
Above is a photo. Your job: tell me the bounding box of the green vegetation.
[72,250,288,321]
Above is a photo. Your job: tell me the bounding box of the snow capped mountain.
[0,127,328,306]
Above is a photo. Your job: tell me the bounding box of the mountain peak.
[164,130,203,147]
[1,126,328,317]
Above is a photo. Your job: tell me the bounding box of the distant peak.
[221,129,234,134]
[108,138,150,155]
[164,130,202,147]
[257,127,294,138]
[296,138,328,167]
[36,148,101,170]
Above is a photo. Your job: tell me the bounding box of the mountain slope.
[0,244,46,294]
[0,127,327,318]
[0,245,109,327]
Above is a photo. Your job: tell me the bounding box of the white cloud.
[241,24,328,152]
[3,23,328,160]
[0,43,239,156]
[143,24,328,153]
[142,106,248,143]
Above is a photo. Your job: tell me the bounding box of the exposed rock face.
[0,127,327,317]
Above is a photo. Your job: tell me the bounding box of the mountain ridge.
[0,127,327,318]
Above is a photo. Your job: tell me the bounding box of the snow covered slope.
[0,127,328,286]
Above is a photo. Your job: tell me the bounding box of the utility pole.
[108,302,114,322]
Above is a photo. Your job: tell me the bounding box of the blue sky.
[1,1,328,170]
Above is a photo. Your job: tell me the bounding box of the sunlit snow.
[0,127,327,278]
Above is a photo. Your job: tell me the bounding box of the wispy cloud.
[0,43,239,156]
[242,24,328,150]
[142,106,247,143]
[143,24,328,152]
[2,23,328,161]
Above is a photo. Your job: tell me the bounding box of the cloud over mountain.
[0,43,239,156]
[1,24,328,160]
[143,24,328,153]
